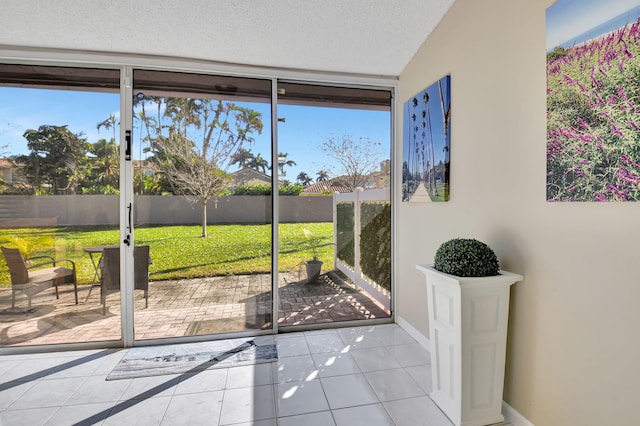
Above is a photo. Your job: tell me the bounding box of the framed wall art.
[547,0,640,201]
[402,75,451,202]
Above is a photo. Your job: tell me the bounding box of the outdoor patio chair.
[1,246,78,308]
[100,245,149,314]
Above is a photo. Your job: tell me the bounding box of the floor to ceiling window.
[130,69,274,340]
[0,61,394,350]
[276,82,392,329]
[0,64,122,346]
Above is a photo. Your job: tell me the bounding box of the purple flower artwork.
[546,0,640,201]
[402,75,451,202]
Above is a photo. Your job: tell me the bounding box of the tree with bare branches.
[137,96,263,237]
[320,135,385,188]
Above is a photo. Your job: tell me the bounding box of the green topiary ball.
[433,238,500,277]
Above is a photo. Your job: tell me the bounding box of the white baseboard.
[502,401,535,426]
[396,315,430,351]
[396,317,534,426]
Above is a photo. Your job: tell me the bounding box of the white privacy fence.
[333,188,391,311]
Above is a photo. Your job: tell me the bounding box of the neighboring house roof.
[302,180,353,194]
[0,158,26,183]
[230,167,272,186]
[132,160,160,176]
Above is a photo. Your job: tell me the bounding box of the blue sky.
[276,104,390,180]
[546,0,640,51]
[0,86,390,182]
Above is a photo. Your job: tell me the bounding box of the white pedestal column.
[416,265,523,426]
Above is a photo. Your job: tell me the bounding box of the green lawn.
[0,223,334,285]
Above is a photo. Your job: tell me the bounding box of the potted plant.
[303,228,323,283]
[416,238,523,426]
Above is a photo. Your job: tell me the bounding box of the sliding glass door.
[0,64,122,347]
[0,62,394,350]
[131,70,274,341]
[276,82,393,329]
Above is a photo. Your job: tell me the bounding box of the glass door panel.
[131,70,273,340]
[0,64,122,347]
[276,82,393,328]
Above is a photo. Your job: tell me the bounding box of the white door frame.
[119,66,135,347]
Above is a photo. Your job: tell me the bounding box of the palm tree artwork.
[401,75,450,202]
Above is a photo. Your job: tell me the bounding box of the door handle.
[124,203,132,246]
[126,203,132,232]
[125,130,132,161]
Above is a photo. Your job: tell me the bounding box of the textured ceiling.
[0,0,454,76]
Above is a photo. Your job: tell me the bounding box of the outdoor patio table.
[84,245,119,301]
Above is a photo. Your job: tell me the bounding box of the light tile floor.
[0,324,505,426]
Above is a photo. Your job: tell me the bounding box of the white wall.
[397,0,640,424]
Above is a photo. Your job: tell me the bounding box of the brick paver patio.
[0,270,390,347]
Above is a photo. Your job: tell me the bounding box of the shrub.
[231,184,271,195]
[278,183,303,196]
[229,183,303,196]
[360,202,390,291]
[336,201,391,291]
[336,202,354,266]
[433,238,499,277]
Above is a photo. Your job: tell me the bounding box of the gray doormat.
[107,338,277,380]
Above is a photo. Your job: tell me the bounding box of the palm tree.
[233,107,264,138]
[91,139,119,187]
[96,114,119,187]
[297,171,312,186]
[248,153,269,173]
[316,170,330,182]
[277,152,296,176]
[230,148,254,169]
[97,114,118,143]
